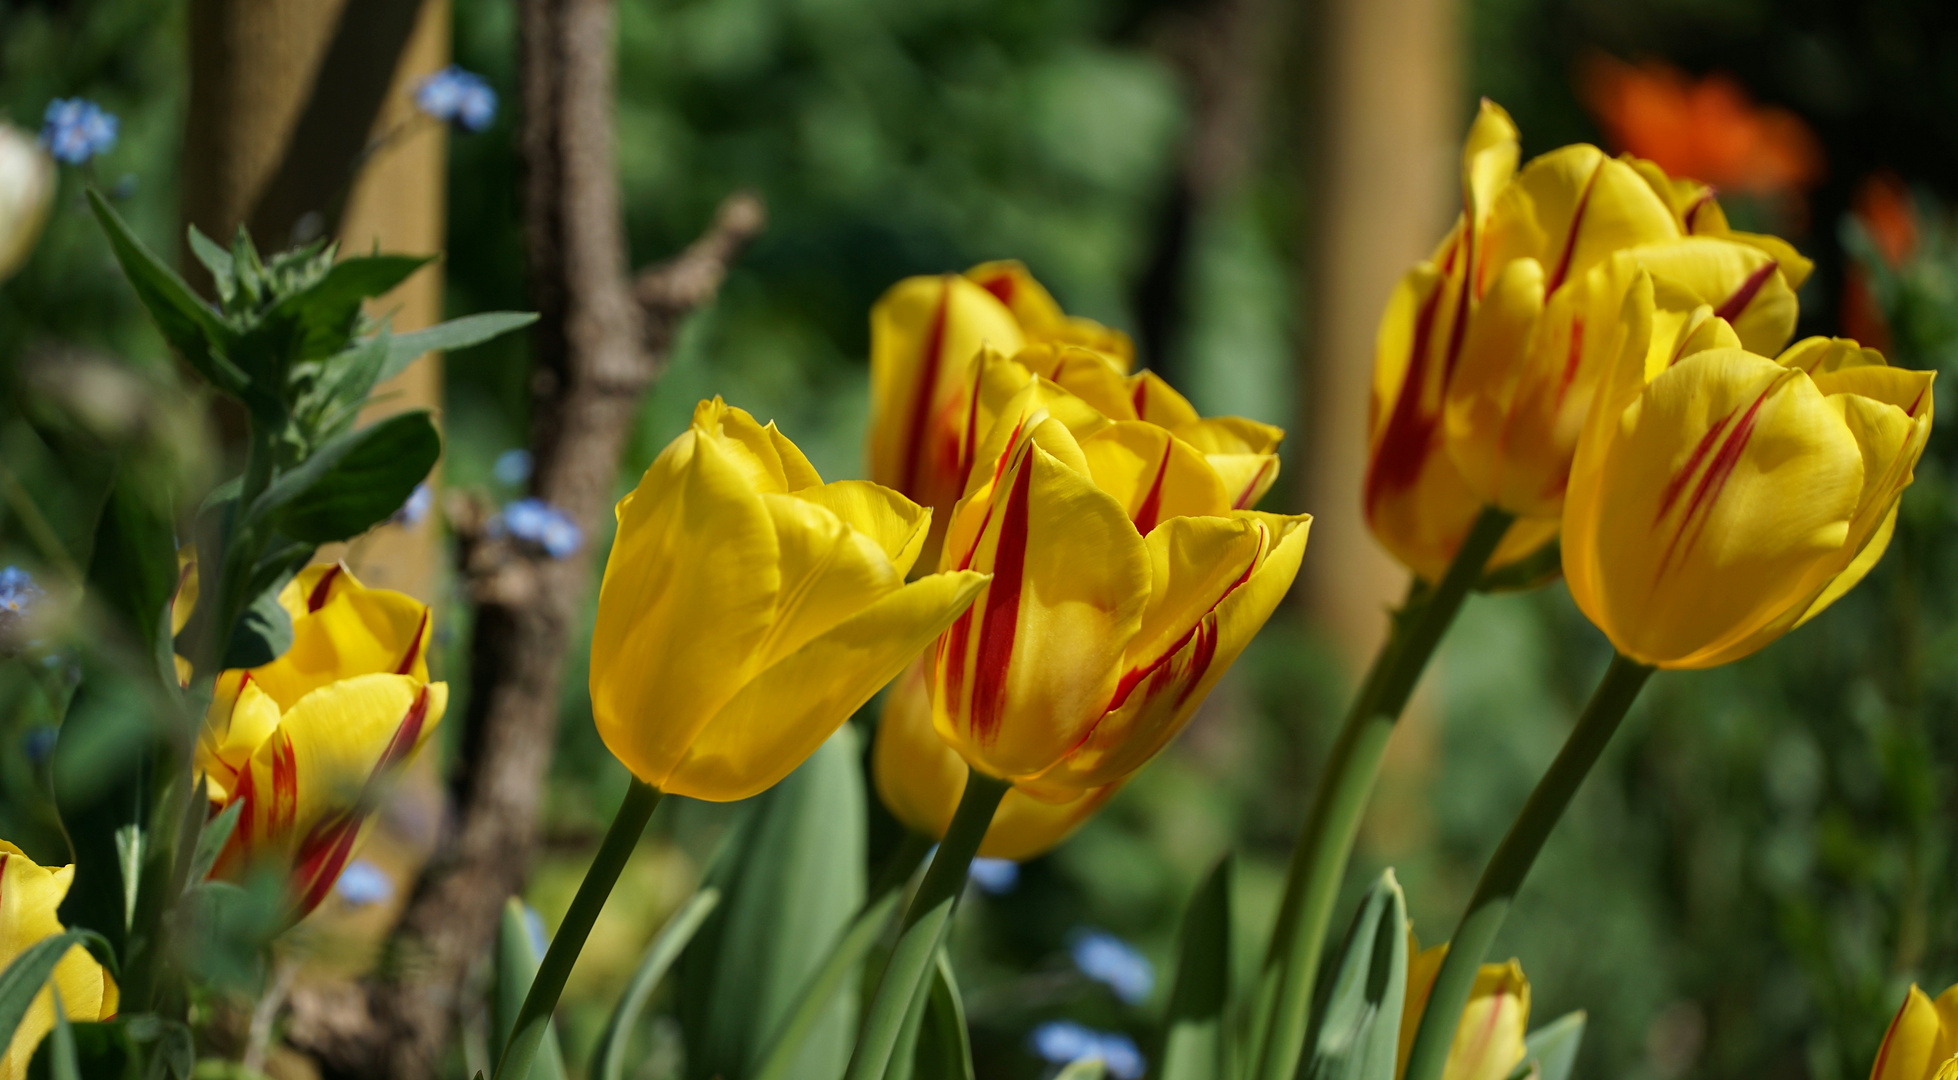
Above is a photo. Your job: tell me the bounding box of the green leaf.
[222,585,293,671]
[379,311,539,384]
[1055,1060,1109,1080]
[252,411,439,544]
[1506,1011,1585,1080]
[0,931,113,1061]
[1160,855,1233,1080]
[185,800,244,890]
[909,950,974,1080]
[1302,870,1408,1080]
[86,191,247,396]
[28,1020,136,1080]
[680,727,867,1080]
[114,826,144,934]
[276,254,431,362]
[46,987,79,1080]
[186,226,235,300]
[493,901,569,1080]
[300,331,393,441]
[752,890,904,1080]
[86,468,183,686]
[591,888,723,1080]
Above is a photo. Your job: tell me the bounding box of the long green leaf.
[680,727,867,1080]
[591,888,723,1080]
[379,312,539,383]
[86,469,181,684]
[1506,1010,1585,1080]
[1301,870,1408,1080]
[908,950,974,1080]
[493,901,568,1080]
[0,931,112,1059]
[47,989,79,1080]
[252,410,440,543]
[1160,855,1232,1080]
[113,827,144,934]
[184,800,244,889]
[752,889,904,1080]
[85,191,247,396]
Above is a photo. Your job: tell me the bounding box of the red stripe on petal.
[1907,387,1928,418]
[270,734,298,839]
[1655,410,1735,523]
[898,278,954,499]
[1234,458,1275,510]
[978,270,1015,306]
[394,610,430,675]
[1364,279,1448,516]
[969,452,1034,744]
[306,565,344,613]
[1552,317,1587,411]
[1658,376,1782,576]
[1545,163,1602,295]
[1131,439,1173,535]
[290,813,362,919]
[1713,262,1779,324]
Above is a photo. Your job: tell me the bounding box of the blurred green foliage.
[7,0,1958,1077]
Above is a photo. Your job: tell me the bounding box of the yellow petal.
[1444,960,1530,1080]
[1127,370,1203,429]
[1017,342,1134,419]
[1078,422,1233,534]
[663,570,987,801]
[868,275,1027,508]
[749,493,906,672]
[196,670,283,803]
[1872,985,1951,1080]
[1482,149,1679,294]
[1399,941,1450,1077]
[1461,99,1521,227]
[1443,257,1547,510]
[253,562,431,710]
[933,436,1151,780]
[966,260,1135,366]
[1625,237,1800,357]
[0,844,116,1076]
[592,423,783,786]
[1566,349,1864,668]
[1028,511,1308,794]
[790,480,932,578]
[694,397,824,493]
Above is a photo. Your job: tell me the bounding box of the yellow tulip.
[1562,275,1934,668]
[193,563,446,918]
[0,124,54,283]
[1871,983,1958,1080]
[873,658,1121,860]
[929,375,1308,799]
[590,398,988,802]
[868,262,1134,558]
[1398,940,1529,1080]
[0,842,119,1080]
[1370,98,1812,581]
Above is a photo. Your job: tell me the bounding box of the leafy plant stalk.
[1399,652,1653,1080]
[846,769,1010,1080]
[1249,505,1513,1080]
[493,779,663,1080]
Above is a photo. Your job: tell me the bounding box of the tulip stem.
[1400,651,1653,1080]
[846,768,1009,1080]
[494,778,663,1080]
[1249,505,1513,1080]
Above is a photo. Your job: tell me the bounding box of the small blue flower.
[335,859,396,907]
[522,904,551,958]
[493,448,533,487]
[1028,1021,1145,1080]
[415,67,498,133]
[40,99,118,165]
[968,857,1019,895]
[495,497,582,559]
[0,566,43,614]
[392,482,434,527]
[1071,930,1155,1006]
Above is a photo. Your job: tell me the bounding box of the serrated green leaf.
[1302,870,1408,1080]
[86,191,247,397]
[0,931,113,1062]
[591,888,722,1080]
[493,901,568,1080]
[909,950,974,1080]
[252,411,439,544]
[1160,855,1232,1080]
[1506,1010,1585,1080]
[680,727,866,1080]
[379,311,539,384]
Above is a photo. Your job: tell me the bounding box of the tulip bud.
[1398,940,1529,1080]
[873,658,1119,860]
[1562,272,1933,668]
[0,123,54,283]
[929,376,1308,799]
[1870,983,1958,1080]
[591,398,987,801]
[0,842,119,1074]
[1369,98,1813,582]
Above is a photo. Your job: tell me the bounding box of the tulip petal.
[196,671,283,802]
[791,480,932,577]
[694,397,824,493]
[1444,257,1547,509]
[967,260,1136,364]
[934,438,1151,779]
[1484,149,1679,293]
[1446,960,1531,1080]
[1625,237,1799,356]
[749,493,905,671]
[0,845,116,1075]
[592,428,782,785]
[663,570,988,801]
[253,563,431,710]
[1079,422,1232,535]
[1872,985,1948,1080]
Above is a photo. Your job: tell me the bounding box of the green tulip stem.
[1400,651,1654,1080]
[494,779,663,1080]
[1250,505,1514,1080]
[846,768,1010,1080]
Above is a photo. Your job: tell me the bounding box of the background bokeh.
[6,0,1958,1077]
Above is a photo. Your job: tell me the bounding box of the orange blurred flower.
[1580,54,1824,197]
[1841,172,1920,354]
